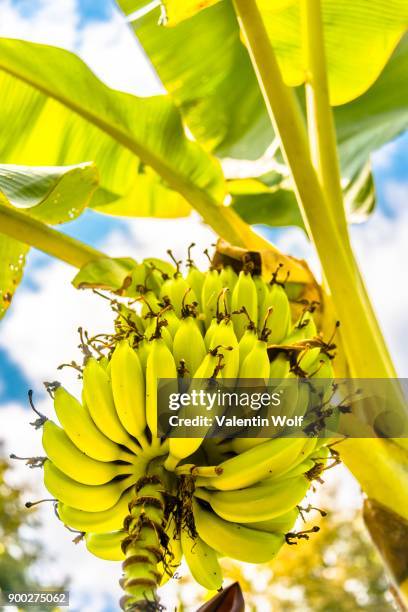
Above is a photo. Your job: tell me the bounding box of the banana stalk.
[120,473,166,611]
[231,0,408,525]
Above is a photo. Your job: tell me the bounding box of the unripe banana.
[204,318,218,349]
[53,387,132,463]
[186,265,205,309]
[82,358,140,455]
[249,507,299,533]
[161,307,181,338]
[195,475,309,523]
[254,275,268,323]
[58,490,134,534]
[238,327,258,364]
[181,529,223,591]
[44,461,138,512]
[42,421,133,485]
[286,314,320,371]
[228,437,265,454]
[202,437,307,490]
[160,276,197,317]
[201,270,222,328]
[146,337,177,439]
[165,350,222,470]
[135,338,150,370]
[231,270,258,340]
[210,319,239,379]
[85,531,125,561]
[219,266,238,309]
[140,290,161,323]
[261,283,291,344]
[239,339,270,379]
[193,500,285,563]
[145,318,173,350]
[173,317,206,375]
[269,353,290,379]
[110,341,147,446]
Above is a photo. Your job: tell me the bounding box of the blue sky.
[0,1,406,610]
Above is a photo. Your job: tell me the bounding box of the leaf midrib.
[0,62,223,213]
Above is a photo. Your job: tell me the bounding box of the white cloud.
[371,139,400,171]
[0,0,162,96]
[0,0,79,48]
[78,11,164,95]
[351,186,408,376]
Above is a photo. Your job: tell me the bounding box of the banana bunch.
[19,247,336,611]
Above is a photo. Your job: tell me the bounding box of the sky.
[0,1,406,611]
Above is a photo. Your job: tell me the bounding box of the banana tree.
[0,0,407,606]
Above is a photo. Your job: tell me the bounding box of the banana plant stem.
[232,0,396,378]
[300,0,347,239]
[0,202,105,268]
[300,0,392,362]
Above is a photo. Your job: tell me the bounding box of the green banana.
[201,269,222,328]
[181,529,223,591]
[219,266,238,309]
[193,500,285,563]
[261,283,291,344]
[53,387,132,463]
[249,507,299,533]
[44,461,137,512]
[186,264,205,310]
[202,437,308,490]
[269,353,291,379]
[82,357,140,455]
[239,339,270,379]
[85,531,125,561]
[173,316,206,375]
[195,475,309,522]
[238,326,258,364]
[110,341,147,446]
[58,490,134,534]
[165,350,222,470]
[42,421,133,485]
[144,318,173,350]
[231,270,258,340]
[146,337,177,439]
[160,275,197,317]
[210,318,239,379]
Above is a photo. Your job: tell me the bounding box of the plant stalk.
[232,0,396,379]
[0,202,105,268]
[300,0,393,364]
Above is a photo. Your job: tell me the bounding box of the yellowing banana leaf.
[91,168,191,218]
[161,0,219,25]
[156,0,407,105]
[72,257,136,292]
[0,38,225,218]
[0,163,98,319]
[257,0,407,105]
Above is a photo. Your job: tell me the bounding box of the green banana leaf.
[119,1,407,226]
[0,38,224,218]
[121,1,272,160]
[228,161,375,230]
[123,1,408,170]
[159,0,407,104]
[0,163,98,319]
